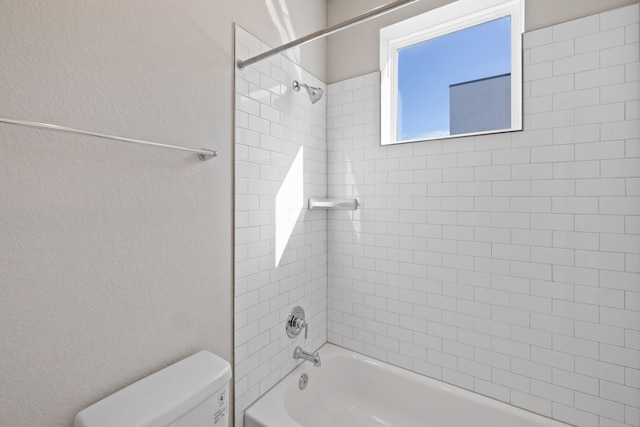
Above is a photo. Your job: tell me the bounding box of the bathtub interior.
[247,344,570,427]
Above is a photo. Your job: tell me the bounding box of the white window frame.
[380,0,524,145]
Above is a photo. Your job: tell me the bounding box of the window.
[380,0,524,145]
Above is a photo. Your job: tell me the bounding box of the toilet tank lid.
[74,351,231,427]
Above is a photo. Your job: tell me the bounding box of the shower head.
[293,80,323,104]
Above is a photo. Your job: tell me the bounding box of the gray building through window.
[449,73,511,135]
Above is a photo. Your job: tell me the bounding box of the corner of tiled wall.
[327,4,639,427]
[234,26,328,427]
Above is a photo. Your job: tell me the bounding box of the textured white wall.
[234,27,328,427]
[326,0,639,83]
[327,4,640,426]
[0,1,324,427]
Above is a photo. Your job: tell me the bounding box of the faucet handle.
[294,318,308,339]
[291,317,308,339]
[286,306,308,339]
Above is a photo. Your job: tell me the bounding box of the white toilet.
[74,351,232,427]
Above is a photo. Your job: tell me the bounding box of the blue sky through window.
[397,16,511,141]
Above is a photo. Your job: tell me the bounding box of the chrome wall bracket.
[286,306,307,339]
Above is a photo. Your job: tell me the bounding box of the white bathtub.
[245,344,569,427]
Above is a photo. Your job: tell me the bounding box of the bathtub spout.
[293,346,321,367]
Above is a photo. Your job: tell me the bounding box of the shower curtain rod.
[0,117,218,161]
[236,0,420,70]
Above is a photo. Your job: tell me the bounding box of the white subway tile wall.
[327,5,639,427]
[234,27,327,427]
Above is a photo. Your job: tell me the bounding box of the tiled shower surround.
[236,5,639,427]
[234,27,327,427]
[327,6,639,427]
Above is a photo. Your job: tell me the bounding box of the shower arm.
[236,0,419,70]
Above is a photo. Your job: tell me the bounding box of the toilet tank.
[74,351,232,427]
